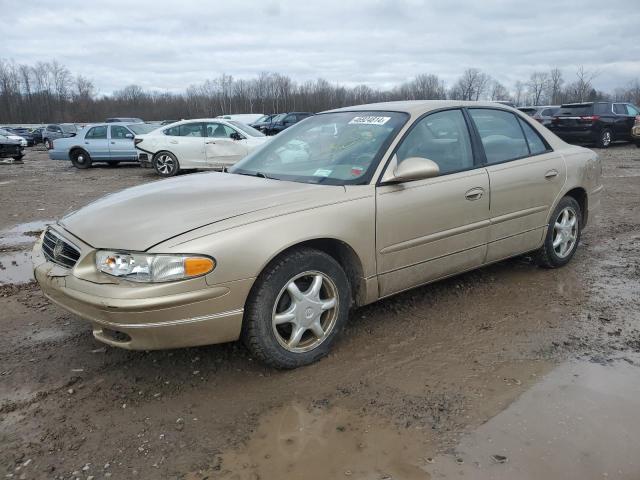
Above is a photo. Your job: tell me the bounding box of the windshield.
[0,128,12,135]
[229,111,408,185]
[271,113,286,124]
[128,123,157,134]
[254,115,271,124]
[61,124,77,133]
[228,121,265,137]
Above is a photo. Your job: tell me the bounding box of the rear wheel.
[70,149,92,169]
[536,196,581,268]
[44,139,52,149]
[596,128,612,148]
[153,152,180,177]
[242,248,351,369]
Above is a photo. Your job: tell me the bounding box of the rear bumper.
[137,151,152,167]
[551,129,597,143]
[32,237,251,350]
[48,150,69,161]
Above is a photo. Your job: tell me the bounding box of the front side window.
[518,118,549,155]
[110,125,131,139]
[228,121,264,137]
[626,104,640,116]
[206,123,235,138]
[230,111,408,185]
[613,104,627,115]
[396,109,474,175]
[85,126,107,139]
[469,109,529,164]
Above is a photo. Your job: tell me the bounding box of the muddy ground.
[0,145,639,479]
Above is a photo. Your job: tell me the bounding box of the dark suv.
[263,112,313,135]
[549,101,640,148]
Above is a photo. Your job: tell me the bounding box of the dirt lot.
[1,145,639,479]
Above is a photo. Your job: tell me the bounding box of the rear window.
[519,108,537,116]
[128,124,157,135]
[61,124,77,133]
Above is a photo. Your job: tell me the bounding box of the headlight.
[96,251,215,283]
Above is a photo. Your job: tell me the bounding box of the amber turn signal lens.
[184,257,215,277]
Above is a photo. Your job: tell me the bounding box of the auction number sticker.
[313,168,333,177]
[349,116,391,126]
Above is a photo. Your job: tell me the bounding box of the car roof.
[324,100,518,116]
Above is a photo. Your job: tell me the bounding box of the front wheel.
[596,128,612,148]
[153,152,180,177]
[70,149,92,169]
[535,196,582,268]
[242,248,351,369]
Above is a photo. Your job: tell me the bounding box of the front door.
[204,122,248,168]
[467,108,566,263]
[108,125,136,161]
[376,108,490,297]
[83,125,110,160]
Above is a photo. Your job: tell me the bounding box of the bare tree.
[513,80,525,106]
[451,68,491,101]
[548,68,564,105]
[527,72,549,105]
[490,80,510,101]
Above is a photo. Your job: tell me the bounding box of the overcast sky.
[2,0,639,95]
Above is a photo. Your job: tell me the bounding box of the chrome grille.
[42,229,81,269]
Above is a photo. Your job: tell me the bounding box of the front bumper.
[32,233,252,350]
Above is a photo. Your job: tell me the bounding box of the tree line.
[1,58,639,124]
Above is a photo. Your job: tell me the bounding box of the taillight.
[134,138,143,146]
[552,116,560,123]
[579,115,600,122]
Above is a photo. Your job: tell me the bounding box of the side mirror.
[230,131,243,141]
[125,133,134,139]
[383,156,440,183]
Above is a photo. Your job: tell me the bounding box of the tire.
[535,196,582,268]
[70,149,92,169]
[45,139,54,150]
[596,128,612,148]
[153,152,180,177]
[242,248,351,369]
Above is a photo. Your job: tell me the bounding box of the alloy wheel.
[156,154,175,175]
[271,271,339,353]
[602,131,611,147]
[552,206,578,258]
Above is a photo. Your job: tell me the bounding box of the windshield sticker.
[349,116,391,126]
[313,168,333,177]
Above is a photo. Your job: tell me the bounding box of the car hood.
[59,172,342,251]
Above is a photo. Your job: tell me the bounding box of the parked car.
[0,134,24,162]
[216,114,264,125]
[3,127,36,146]
[160,120,179,125]
[250,114,277,132]
[134,118,270,177]
[33,100,602,368]
[549,101,640,148]
[518,105,560,127]
[48,122,158,168]
[43,123,78,149]
[633,115,640,148]
[0,128,28,147]
[263,112,313,135]
[105,117,144,123]
[29,127,44,144]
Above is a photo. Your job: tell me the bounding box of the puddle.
[0,220,51,250]
[426,356,640,479]
[0,250,34,285]
[190,403,431,480]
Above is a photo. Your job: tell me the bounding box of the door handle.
[169,140,178,144]
[84,142,89,145]
[465,187,484,201]
[110,141,115,144]
[545,169,559,179]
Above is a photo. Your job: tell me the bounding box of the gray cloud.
[2,0,639,94]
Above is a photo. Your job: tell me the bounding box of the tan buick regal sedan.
[33,101,603,368]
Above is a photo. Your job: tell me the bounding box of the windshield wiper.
[231,170,278,180]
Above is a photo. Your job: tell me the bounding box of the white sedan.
[0,128,28,147]
[134,119,270,177]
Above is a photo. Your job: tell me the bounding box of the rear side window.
[164,123,204,137]
[518,118,549,155]
[85,126,107,139]
[594,103,610,115]
[468,109,529,164]
[557,104,594,116]
[613,104,627,115]
[396,109,474,175]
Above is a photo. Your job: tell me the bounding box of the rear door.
[204,122,248,168]
[83,125,110,160]
[376,108,490,296]
[164,122,206,167]
[108,125,136,161]
[613,103,632,138]
[468,108,566,263]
